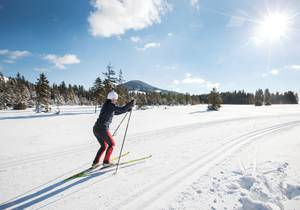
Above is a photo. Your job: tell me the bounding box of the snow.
[2,76,9,83]
[128,90,146,94]
[0,104,300,210]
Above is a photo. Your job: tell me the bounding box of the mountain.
[122,80,170,93]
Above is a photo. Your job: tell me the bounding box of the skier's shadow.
[0,163,140,209]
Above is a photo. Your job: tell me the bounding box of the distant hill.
[122,80,170,93]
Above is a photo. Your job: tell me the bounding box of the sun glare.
[256,12,290,42]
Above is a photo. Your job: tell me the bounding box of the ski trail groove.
[1,113,299,170]
[3,120,299,209]
[0,144,96,170]
[111,120,300,210]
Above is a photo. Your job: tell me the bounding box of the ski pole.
[114,109,133,174]
[112,112,128,136]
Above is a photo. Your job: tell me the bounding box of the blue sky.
[0,0,300,94]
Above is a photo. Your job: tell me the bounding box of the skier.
[92,90,135,168]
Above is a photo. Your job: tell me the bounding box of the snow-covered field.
[0,105,300,210]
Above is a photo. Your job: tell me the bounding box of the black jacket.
[94,99,133,130]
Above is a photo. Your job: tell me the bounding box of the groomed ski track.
[1,108,300,209]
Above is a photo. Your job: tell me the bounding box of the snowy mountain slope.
[0,105,300,209]
[123,80,170,93]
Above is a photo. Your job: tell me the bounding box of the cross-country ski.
[64,151,130,181]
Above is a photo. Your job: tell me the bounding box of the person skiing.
[92,90,135,168]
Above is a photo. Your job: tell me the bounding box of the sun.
[256,12,290,42]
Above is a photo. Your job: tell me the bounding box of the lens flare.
[256,12,290,42]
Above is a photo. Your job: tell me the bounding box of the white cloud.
[168,32,173,37]
[270,69,279,75]
[0,49,31,60]
[34,67,49,73]
[285,65,300,71]
[88,0,171,38]
[44,54,80,69]
[130,36,141,43]
[9,50,31,59]
[173,73,220,89]
[182,74,205,84]
[261,69,279,77]
[138,42,161,51]
[190,0,200,10]
[0,49,8,55]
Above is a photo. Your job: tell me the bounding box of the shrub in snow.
[207,88,222,111]
[264,89,272,106]
[13,102,27,110]
[255,89,264,106]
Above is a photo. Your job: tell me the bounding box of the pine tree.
[8,73,30,110]
[136,93,148,109]
[284,91,298,104]
[264,89,271,105]
[0,72,6,109]
[117,69,125,85]
[255,89,264,106]
[102,63,118,94]
[116,69,128,104]
[51,83,63,113]
[58,81,68,104]
[4,80,16,108]
[67,84,78,105]
[36,73,50,112]
[93,77,105,103]
[207,88,222,110]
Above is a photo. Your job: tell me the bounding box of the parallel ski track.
[2,119,300,209]
[1,113,299,170]
[110,120,300,210]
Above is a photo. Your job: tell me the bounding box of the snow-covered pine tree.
[58,81,68,105]
[102,63,118,94]
[264,89,271,105]
[92,76,105,112]
[208,88,222,111]
[67,84,78,105]
[284,91,299,104]
[36,73,50,112]
[51,83,64,107]
[0,72,6,109]
[13,73,30,110]
[255,89,264,106]
[116,69,128,104]
[3,79,15,109]
[136,93,148,109]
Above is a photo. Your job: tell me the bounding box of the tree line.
[0,66,298,111]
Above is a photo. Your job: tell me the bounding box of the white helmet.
[107,91,118,100]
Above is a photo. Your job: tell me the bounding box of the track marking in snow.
[1,113,299,171]
[1,116,300,209]
[110,120,300,210]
